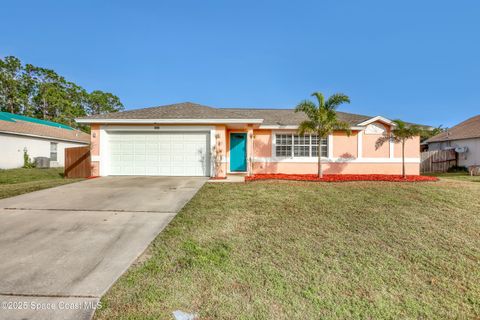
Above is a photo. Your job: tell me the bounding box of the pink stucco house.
[76,102,420,177]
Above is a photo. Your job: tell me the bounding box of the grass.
[96,179,480,320]
[0,168,82,199]
[425,171,480,182]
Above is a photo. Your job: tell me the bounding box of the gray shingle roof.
[78,102,251,120]
[223,108,372,126]
[78,102,377,126]
[425,115,480,143]
[0,117,90,143]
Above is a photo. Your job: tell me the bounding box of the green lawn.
[96,179,480,320]
[0,168,82,199]
[425,172,480,183]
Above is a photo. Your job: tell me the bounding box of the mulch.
[245,174,439,182]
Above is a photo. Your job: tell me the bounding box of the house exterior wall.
[250,122,420,175]
[0,132,88,169]
[253,162,420,175]
[362,129,390,158]
[333,131,358,158]
[90,123,217,177]
[88,121,421,177]
[214,125,227,177]
[394,136,420,158]
[428,138,480,167]
[90,124,101,176]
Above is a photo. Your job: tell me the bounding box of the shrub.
[22,148,36,168]
[447,165,468,173]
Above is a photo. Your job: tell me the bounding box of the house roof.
[425,115,480,143]
[77,102,253,120]
[0,112,90,143]
[223,108,372,126]
[76,102,380,126]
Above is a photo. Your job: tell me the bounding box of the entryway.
[230,133,247,172]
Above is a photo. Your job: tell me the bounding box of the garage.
[108,131,210,176]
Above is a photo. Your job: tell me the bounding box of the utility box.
[34,157,51,168]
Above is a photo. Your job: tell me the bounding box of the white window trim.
[50,142,58,162]
[271,131,332,160]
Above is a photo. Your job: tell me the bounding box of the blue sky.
[1,0,478,127]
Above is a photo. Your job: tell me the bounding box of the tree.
[295,92,351,178]
[0,56,26,113]
[375,119,423,178]
[420,125,445,142]
[87,90,124,115]
[0,56,124,132]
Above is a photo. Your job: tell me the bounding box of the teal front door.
[230,133,247,172]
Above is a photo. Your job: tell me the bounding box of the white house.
[0,112,90,169]
[426,115,480,167]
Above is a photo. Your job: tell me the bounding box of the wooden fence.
[420,149,457,173]
[65,146,91,178]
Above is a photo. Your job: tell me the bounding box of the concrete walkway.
[0,176,206,320]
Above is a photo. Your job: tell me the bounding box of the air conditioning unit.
[34,157,51,168]
[455,146,468,153]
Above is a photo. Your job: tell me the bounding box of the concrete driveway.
[0,176,207,320]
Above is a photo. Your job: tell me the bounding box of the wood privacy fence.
[420,149,457,173]
[65,146,91,178]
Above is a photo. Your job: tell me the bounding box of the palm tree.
[295,92,351,178]
[375,119,423,178]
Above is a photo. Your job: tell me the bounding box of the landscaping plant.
[22,148,35,168]
[295,92,351,178]
[375,119,423,178]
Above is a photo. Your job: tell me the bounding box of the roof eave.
[0,130,89,144]
[259,125,366,130]
[357,116,395,126]
[75,118,264,124]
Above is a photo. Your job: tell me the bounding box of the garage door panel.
[108,131,209,176]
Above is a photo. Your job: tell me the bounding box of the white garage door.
[109,132,210,176]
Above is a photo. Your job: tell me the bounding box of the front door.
[230,133,247,172]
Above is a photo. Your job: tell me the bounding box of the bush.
[447,165,468,173]
[23,148,36,168]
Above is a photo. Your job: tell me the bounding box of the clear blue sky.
[1,0,478,127]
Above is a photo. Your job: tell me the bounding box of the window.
[275,134,328,158]
[50,142,58,161]
[275,134,292,157]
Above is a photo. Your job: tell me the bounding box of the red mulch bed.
[245,174,438,182]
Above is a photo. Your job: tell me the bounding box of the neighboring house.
[75,102,421,177]
[0,112,90,169]
[425,115,480,167]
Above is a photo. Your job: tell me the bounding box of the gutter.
[75,118,264,124]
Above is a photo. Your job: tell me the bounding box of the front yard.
[0,168,82,199]
[425,172,480,183]
[96,178,480,319]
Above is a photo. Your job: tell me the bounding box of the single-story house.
[75,102,420,177]
[425,115,480,167]
[0,112,90,169]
